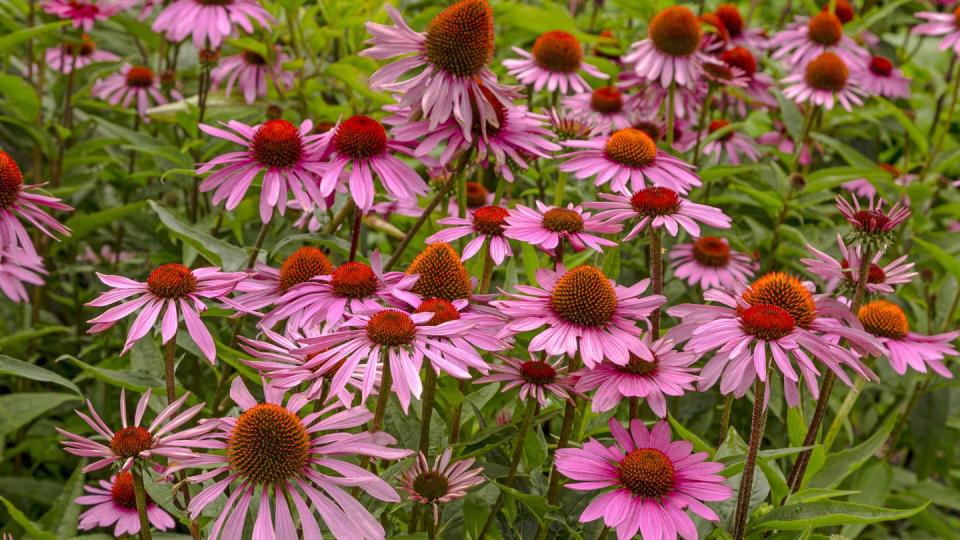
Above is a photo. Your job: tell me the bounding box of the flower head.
[782,52,865,111]
[41,0,132,31]
[407,243,474,301]
[770,12,869,68]
[229,246,334,315]
[152,0,274,49]
[503,30,608,94]
[801,234,917,295]
[503,201,620,256]
[562,86,637,134]
[623,6,712,88]
[0,150,72,255]
[588,187,731,240]
[836,194,910,249]
[858,299,958,377]
[427,206,512,265]
[212,47,295,104]
[91,64,169,121]
[858,55,911,99]
[702,120,762,164]
[913,7,960,56]
[670,236,756,290]
[46,35,119,74]
[76,472,175,536]
[399,449,485,524]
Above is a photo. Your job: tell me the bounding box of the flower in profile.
[801,234,917,295]
[667,272,882,406]
[555,418,732,540]
[623,5,710,88]
[503,30,608,94]
[858,299,958,377]
[0,247,46,303]
[152,0,274,49]
[770,11,868,68]
[77,471,175,536]
[562,86,636,133]
[702,119,762,164]
[229,246,333,316]
[574,337,698,417]
[41,0,132,31]
[494,265,666,367]
[913,7,960,55]
[782,52,865,111]
[171,378,409,540]
[427,206,512,265]
[46,35,119,74]
[0,150,73,255]
[57,389,203,473]
[399,449,485,524]
[91,64,168,121]
[757,120,814,165]
[670,236,756,290]
[317,115,429,212]
[86,264,245,361]
[545,107,598,140]
[857,55,911,99]
[503,202,619,256]
[719,46,777,109]
[362,0,517,136]
[560,128,702,194]
[712,3,768,51]
[836,194,910,248]
[588,187,731,240]
[476,354,576,406]
[197,118,328,223]
[211,48,295,104]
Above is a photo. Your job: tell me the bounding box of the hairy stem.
[732,372,770,540]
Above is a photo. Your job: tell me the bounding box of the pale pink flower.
[152,0,274,49]
[211,48,295,104]
[77,472,175,536]
[399,449,485,525]
[670,236,756,290]
[913,8,960,55]
[426,206,512,265]
[475,354,576,406]
[702,120,762,165]
[45,36,119,74]
[0,150,73,255]
[227,246,333,317]
[587,187,731,240]
[503,30,608,94]
[41,0,133,31]
[561,87,637,134]
[858,299,958,378]
[782,52,865,111]
[623,6,713,88]
[858,55,911,99]
[0,246,46,303]
[502,201,620,256]
[91,64,168,121]
[769,12,869,68]
[802,234,917,294]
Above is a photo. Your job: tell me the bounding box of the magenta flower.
[720,47,778,109]
[757,122,814,165]
[670,236,756,290]
[494,265,666,368]
[913,8,960,55]
[560,128,702,194]
[57,389,203,473]
[77,471,175,536]
[858,55,911,99]
[0,247,46,303]
[769,12,869,68]
[858,299,959,378]
[45,36,119,74]
[503,201,620,255]
[400,448,485,524]
[574,337,698,417]
[588,187,731,240]
[555,419,733,540]
[836,194,911,236]
[152,0,274,49]
[41,0,132,30]
[361,0,517,137]
[0,150,72,255]
[227,246,333,317]
[170,378,410,540]
[317,115,429,212]
[427,205,512,265]
[782,52,865,111]
[197,118,328,223]
[702,120,762,165]
[91,64,168,121]
[562,87,637,134]
[802,234,917,295]
[86,264,246,361]
[211,48,295,104]
[476,354,577,406]
[712,4,769,51]
[503,30,608,94]
[667,272,883,406]
[623,6,712,88]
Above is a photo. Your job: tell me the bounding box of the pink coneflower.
[228,246,333,316]
[858,300,959,378]
[712,4,769,51]
[623,6,711,88]
[0,247,46,303]
[841,164,917,199]
[0,150,72,255]
[720,47,777,109]
[667,272,882,406]
[757,121,814,165]
[444,180,495,217]
[197,118,327,223]
[41,0,132,31]
[493,265,666,368]
[562,86,636,133]
[151,0,274,49]
[588,187,731,240]
[475,354,576,406]
[782,52,865,111]
[427,206,512,265]
[396,295,506,372]
[802,234,917,295]
[45,35,119,74]
[545,106,599,140]
[211,48,295,104]
[555,418,733,540]
[574,337,697,417]
[670,236,756,290]
[171,378,410,540]
[502,201,620,256]
[85,264,245,361]
[362,0,517,137]
[400,448,485,524]
[503,30,608,94]
[77,471,174,536]
[559,128,702,194]
[858,55,911,99]
[770,11,869,68]
[913,7,960,55]
[316,115,428,212]
[836,194,910,242]
[91,64,168,121]
[702,119,762,164]
[260,252,418,330]
[57,389,202,473]
[295,306,479,411]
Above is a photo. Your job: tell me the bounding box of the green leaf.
[810,133,873,167]
[0,21,69,54]
[0,495,58,540]
[914,237,960,281]
[847,0,912,34]
[0,74,40,121]
[668,414,713,454]
[0,392,79,439]
[271,233,352,258]
[491,481,559,526]
[493,3,587,41]
[775,90,804,144]
[843,461,893,538]
[64,202,148,242]
[0,354,81,396]
[700,164,764,182]
[753,501,929,531]
[0,325,71,348]
[874,97,929,156]
[520,242,540,285]
[787,488,862,504]
[149,200,248,270]
[61,355,166,392]
[38,463,85,538]
[807,415,895,490]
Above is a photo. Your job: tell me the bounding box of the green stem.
[823,377,865,452]
[885,375,931,459]
[418,366,438,455]
[553,171,568,207]
[479,242,495,294]
[923,57,960,179]
[732,368,770,540]
[718,394,734,447]
[131,465,154,540]
[162,335,178,404]
[245,220,272,270]
[691,85,717,167]
[478,399,538,539]
[448,379,468,444]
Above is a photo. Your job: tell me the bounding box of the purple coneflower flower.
[913,7,960,55]
[211,48,295,104]
[91,64,168,121]
[0,247,46,303]
[399,449,485,525]
[228,246,333,316]
[720,46,777,109]
[588,187,731,240]
[555,418,733,540]
[86,264,245,361]
[702,119,762,164]
[475,354,577,406]
[858,299,959,378]
[0,150,72,256]
[562,86,636,134]
[493,265,666,368]
[858,55,911,99]
[770,11,869,68]
[41,0,132,30]
[45,35,119,74]
[712,4,769,51]
[782,52,865,111]
[801,234,917,295]
[623,5,711,88]
[670,236,756,290]
[152,0,274,49]
[836,194,911,242]
[503,30,608,94]
[503,201,620,255]
[77,472,175,536]
[427,205,512,265]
